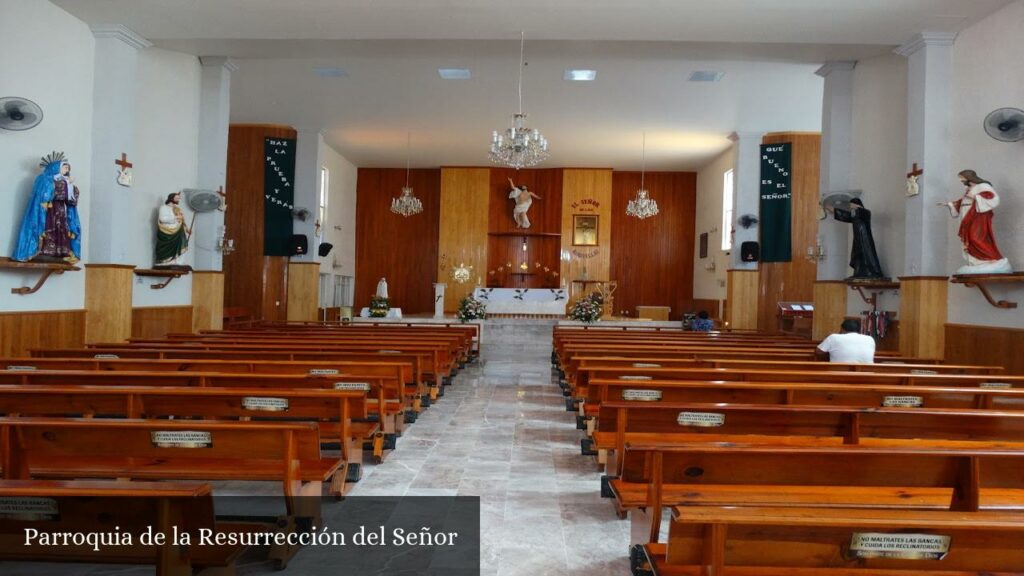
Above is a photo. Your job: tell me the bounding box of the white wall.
[318,142,358,306]
[846,53,908,317]
[693,147,734,302]
[130,48,201,306]
[0,0,95,312]
[947,0,1024,329]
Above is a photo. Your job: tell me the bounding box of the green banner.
[759,142,792,262]
[264,137,296,256]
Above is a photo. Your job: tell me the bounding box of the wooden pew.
[641,505,1024,575]
[0,384,374,481]
[0,479,251,576]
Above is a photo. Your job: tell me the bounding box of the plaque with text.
[981,382,1012,389]
[151,431,213,448]
[5,365,36,371]
[622,389,662,402]
[94,354,120,359]
[242,397,289,412]
[677,412,726,427]
[619,375,653,381]
[379,350,403,354]
[0,497,59,521]
[309,368,340,376]
[335,382,371,391]
[848,533,950,560]
[910,369,938,375]
[632,363,662,368]
[883,395,924,408]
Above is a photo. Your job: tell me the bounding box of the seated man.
[815,319,875,363]
[690,311,714,332]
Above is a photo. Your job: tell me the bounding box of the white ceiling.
[53,0,1013,170]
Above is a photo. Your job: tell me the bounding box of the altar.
[473,287,568,316]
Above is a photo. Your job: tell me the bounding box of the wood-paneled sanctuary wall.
[757,132,821,333]
[355,168,441,314]
[131,306,193,339]
[946,323,1024,375]
[487,168,563,290]
[225,124,298,322]
[0,310,86,357]
[611,171,697,320]
[437,168,490,312]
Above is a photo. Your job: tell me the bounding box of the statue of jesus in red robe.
[939,170,1012,275]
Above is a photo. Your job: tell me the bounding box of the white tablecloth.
[359,307,403,318]
[473,288,568,315]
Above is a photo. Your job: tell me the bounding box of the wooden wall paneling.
[560,169,613,300]
[131,306,193,339]
[191,271,224,332]
[900,276,948,359]
[225,124,297,320]
[286,262,321,321]
[438,168,490,311]
[757,133,821,333]
[727,269,759,330]
[84,264,135,344]
[0,310,86,357]
[354,168,441,314]
[812,281,848,341]
[488,168,563,235]
[610,171,697,320]
[691,299,722,320]
[262,256,289,322]
[945,323,1024,375]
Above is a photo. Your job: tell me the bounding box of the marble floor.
[348,320,630,575]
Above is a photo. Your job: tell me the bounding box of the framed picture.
[699,232,708,259]
[572,214,599,246]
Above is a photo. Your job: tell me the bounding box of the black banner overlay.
[264,137,296,256]
[759,142,792,262]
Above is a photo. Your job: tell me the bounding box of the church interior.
[1,1,1024,574]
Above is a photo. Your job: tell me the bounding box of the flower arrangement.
[369,296,390,318]
[568,292,603,323]
[457,295,487,322]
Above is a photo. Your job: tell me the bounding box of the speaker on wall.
[318,242,334,258]
[290,234,308,255]
[740,241,759,262]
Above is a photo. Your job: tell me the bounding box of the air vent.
[314,67,348,78]
[438,68,472,80]
[688,70,725,82]
[564,69,597,81]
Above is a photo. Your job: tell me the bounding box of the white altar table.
[473,287,568,315]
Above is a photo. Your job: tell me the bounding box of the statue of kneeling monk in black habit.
[834,198,886,280]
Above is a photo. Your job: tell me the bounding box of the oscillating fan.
[0,97,44,131]
[984,108,1024,142]
[737,214,759,229]
[821,190,862,219]
[292,207,312,222]
[183,189,223,213]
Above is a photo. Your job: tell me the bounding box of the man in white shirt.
[815,319,875,364]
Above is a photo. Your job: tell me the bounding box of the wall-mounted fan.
[737,214,758,229]
[821,190,862,219]
[984,108,1024,142]
[183,188,223,213]
[292,207,312,222]
[0,97,44,131]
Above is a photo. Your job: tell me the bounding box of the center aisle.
[350,322,628,576]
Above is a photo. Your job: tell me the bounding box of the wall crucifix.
[115,153,134,187]
[906,162,923,197]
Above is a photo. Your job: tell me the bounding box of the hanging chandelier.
[489,31,549,170]
[391,132,423,217]
[626,131,659,219]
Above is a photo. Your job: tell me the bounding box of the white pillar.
[292,129,324,263]
[728,132,766,270]
[88,25,150,264]
[193,56,236,272]
[434,283,446,318]
[815,61,857,280]
[896,33,956,277]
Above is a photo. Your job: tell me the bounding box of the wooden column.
[812,281,847,341]
[899,276,948,359]
[726,269,759,330]
[191,271,224,332]
[286,261,321,322]
[438,168,490,312]
[84,264,134,344]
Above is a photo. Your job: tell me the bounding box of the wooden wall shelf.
[0,257,81,295]
[487,232,562,238]
[845,279,900,310]
[950,273,1024,309]
[134,268,190,290]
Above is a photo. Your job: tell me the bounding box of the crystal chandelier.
[626,132,659,219]
[489,32,549,170]
[391,132,423,217]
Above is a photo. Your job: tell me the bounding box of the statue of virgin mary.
[13,151,82,263]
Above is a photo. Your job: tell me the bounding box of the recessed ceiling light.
[564,69,597,81]
[438,68,472,80]
[314,67,348,78]
[688,71,725,82]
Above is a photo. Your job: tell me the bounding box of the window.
[721,168,734,251]
[318,166,329,230]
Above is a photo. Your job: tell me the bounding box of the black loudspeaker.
[740,241,759,262]
[290,234,308,255]
[318,242,334,258]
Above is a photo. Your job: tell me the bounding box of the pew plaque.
[622,389,662,402]
[334,382,371,391]
[242,397,290,412]
[848,533,950,560]
[94,354,120,359]
[5,366,36,371]
[883,395,924,408]
[982,382,1012,389]
[379,350,403,354]
[632,363,662,368]
[677,412,726,427]
[151,431,213,448]
[619,375,653,381]
[910,369,938,375]
[0,497,59,521]
[309,368,340,376]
